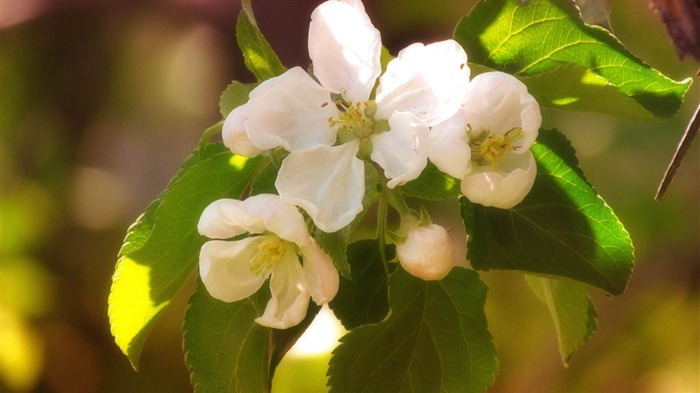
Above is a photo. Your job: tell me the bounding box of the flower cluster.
[198,0,541,328]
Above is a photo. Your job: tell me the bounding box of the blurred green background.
[1,0,698,392]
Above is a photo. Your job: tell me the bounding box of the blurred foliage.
[1,0,697,392]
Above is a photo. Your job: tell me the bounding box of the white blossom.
[396,223,454,281]
[222,104,262,158]
[197,194,339,329]
[428,71,541,209]
[239,0,470,232]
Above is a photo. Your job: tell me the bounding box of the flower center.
[249,236,295,276]
[469,127,524,171]
[330,99,390,144]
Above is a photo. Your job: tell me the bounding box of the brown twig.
[655,100,700,200]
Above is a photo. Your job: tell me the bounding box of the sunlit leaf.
[108,144,263,368]
[455,0,691,119]
[328,267,497,393]
[525,275,597,363]
[237,8,286,81]
[521,64,657,120]
[183,281,319,393]
[461,129,634,295]
[329,240,391,330]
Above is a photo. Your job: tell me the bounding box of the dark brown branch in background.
[656,102,700,200]
[649,0,700,200]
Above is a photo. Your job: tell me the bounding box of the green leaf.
[236,8,286,81]
[328,267,498,393]
[455,0,691,119]
[219,81,256,117]
[108,144,263,368]
[461,129,634,295]
[329,240,391,330]
[525,275,597,364]
[249,161,277,196]
[401,162,461,200]
[183,281,320,393]
[522,64,658,120]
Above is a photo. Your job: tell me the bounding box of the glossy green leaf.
[455,0,691,118]
[219,81,256,117]
[236,7,286,81]
[525,275,597,363]
[522,64,657,120]
[401,162,461,200]
[329,240,391,330]
[108,144,263,368]
[328,267,497,393]
[183,281,319,393]
[461,129,634,295]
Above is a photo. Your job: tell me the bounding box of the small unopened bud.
[396,224,454,281]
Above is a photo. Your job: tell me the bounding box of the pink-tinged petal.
[376,40,469,125]
[463,71,541,150]
[396,224,454,281]
[301,240,339,304]
[197,199,249,239]
[256,249,310,329]
[370,112,428,188]
[199,238,268,303]
[461,151,537,209]
[239,194,310,246]
[276,141,365,233]
[222,104,262,157]
[427,111,471,179]
[245,67,339,151]
[309,0,381,103]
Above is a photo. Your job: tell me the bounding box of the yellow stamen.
[249,237,295,276]
[329,100,379,140]
[470,127,524,171]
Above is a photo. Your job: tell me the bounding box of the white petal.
[427,110,471,179]
[463,71,541,150]
[197,199,248,239]
[256,249,310,329]
[376,40,469,125]
[370,112,428,188]
[222,104,262,157]
[199,238,268,302]
[245,67,339,151]
[461,151,537,209]
[301,240,339,304]
[396,224,454,281]
[240,194,311,246]
[276,141,365,233]
[309,0,381,103]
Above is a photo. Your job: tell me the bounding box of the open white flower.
[197,194,339,329]
[396,223,454,281]
[240,0,470,232]
[428,71,541,209]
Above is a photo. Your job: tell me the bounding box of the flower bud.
[396,224,454,281]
